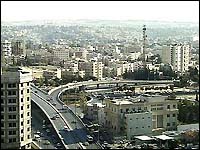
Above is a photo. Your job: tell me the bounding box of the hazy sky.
[1,1,199,22]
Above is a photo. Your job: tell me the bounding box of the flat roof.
[177,123,199,132]
[134,135,153,141]
[153,135,174,140]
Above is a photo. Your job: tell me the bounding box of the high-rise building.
[1,67,32,149]
[11,40,26,56]
[162,44,190,74]
[79,61,104,80]
[1,40,12,66]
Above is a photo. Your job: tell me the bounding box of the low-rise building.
[104,95,178,139]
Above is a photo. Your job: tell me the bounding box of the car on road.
[42,124,46,129]
[55,114,60,118]
[83,142,89,146]
[63,125,70,131]
[43,140,51,145]
[52,103,56,106]
[87,135,93,143]
[71,120,76,124]
[51,116,56,120]
[56,143,62,148]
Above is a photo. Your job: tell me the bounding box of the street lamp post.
[74,87,77,129]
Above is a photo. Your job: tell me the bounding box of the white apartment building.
[1,67,32,149]
[79,61,103,80]
[104,95,178,138]
[53,48,69,61]
[162,44,190,74]
[1,40,12,66]
[115,61,143,76]
[125,111,152,140]
[1,40,12,57]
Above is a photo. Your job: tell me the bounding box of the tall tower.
[142,25,147,68]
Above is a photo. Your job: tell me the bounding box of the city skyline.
[2,1,199,23]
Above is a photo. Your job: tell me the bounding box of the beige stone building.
[1,67,32,149]
[104,95,178,139]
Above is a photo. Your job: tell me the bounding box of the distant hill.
[2,19,199,28]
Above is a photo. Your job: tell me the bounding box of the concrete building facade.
[104,95,178,139]
[162,44,190,74]
[1,67,32,149]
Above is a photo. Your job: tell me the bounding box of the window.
[21,137,24,141]
[130,118,132,120]
[21,106,23,110]
[167,123,170,126]
[9,138,16,143]
[9,107,16,112]
[1,130,4,135]
[27,127,30,131]
[27,89,29,93]
[1,107,4,112]
[8,91,16,95]
[167,105,170,109]
[1,123,4,127]
[27,120,30,124]
[21,114,23,118]
[173,114,176,117]
[172,122,176,126]
[1,90,4,96]
[27,112,30,116]
[21,83,23,87]
[9,130,16,135]
[173,105,176,108]
[142,117,144,119]
[1,98,4,104]
[167,114,170,117]
[21,129,23,133]
[151,108,156,111]
[27,82,29,86]
[27,97,29,101]
[8,115,16,119]
[21,122,23,126]
[21,98,23,102]
[1,115,4,119]
[136,127,138,129]
[1,84,3,88]
[157,107,163,110]
[28,135,30,139]
[9,123,16,127]
[8,99,16,103]
[21,90,23,94]
[8,83,16,88]
[27,105,30,109]
[148,126,151,128]
[1,139,4,143]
